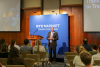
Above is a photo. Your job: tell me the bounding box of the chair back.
[67,55,75,64]
[70,60,74,67]
[34,51,46,59]
[6,65,25,67]
[0,58,7,65]
[21,51,31,58]
[26,54,40,62]
[93,60,100,66]
[24,58,35,67]
[64,52,77,59]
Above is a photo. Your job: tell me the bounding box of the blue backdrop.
[29,14,69,54]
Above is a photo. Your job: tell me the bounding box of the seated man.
[20,39,33,54]
[89,43,97,55]
[82,38,92,51]
[80,51,93,67]
[93,45,100,60]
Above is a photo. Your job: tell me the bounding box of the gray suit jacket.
[20,45,33,54]
[46,31,58,47]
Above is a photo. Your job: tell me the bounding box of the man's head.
[51,27,54,32]
[91,43,97,50]
[83,38,87,44]
[24,39,29,45]
[80,51,92,66]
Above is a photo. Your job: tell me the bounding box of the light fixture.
[34,12,39,16]
[62,12,67,14]
[52,11,57,15]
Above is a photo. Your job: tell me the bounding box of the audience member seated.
[0,43,9,58]
[0,39,5,50]
[7,47,26,66]
[93,45,100,60]
[20,39,33,54]
[82,38,92,51]
[80,51,93,67]
[33,39,46,54]
[73,45,87,67]
[8,39,20,51]
[89,43,97,55]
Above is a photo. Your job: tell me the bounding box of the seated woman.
[0,43,9,58]
[0,39,5,51]
[7,47,26,66]
[89,43,97,55]
[73,45,94,67]
[8,39,20,51]
[33,39,46,54]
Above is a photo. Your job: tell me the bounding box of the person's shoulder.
[40,45,44,48]
[75,55,80,58]
[8,45,10,47]
[54,31,58,34]
[73,55,79,59]
[15,44,20,47]
[93,54,97,57]
[27,45,33,48]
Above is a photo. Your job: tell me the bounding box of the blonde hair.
[80,51,92,65]
[35,39,41,51]
[76,45,86,54]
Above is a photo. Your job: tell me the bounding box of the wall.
[43,0,60,15]
[61,0,82,5]
[21,0,41,8]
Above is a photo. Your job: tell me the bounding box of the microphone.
[33,29,38,35]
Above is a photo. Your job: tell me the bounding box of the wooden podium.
[27,35,43,47]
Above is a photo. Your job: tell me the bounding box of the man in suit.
[82,38,92,51]
[20,39,33,54]
[47,27,58,63]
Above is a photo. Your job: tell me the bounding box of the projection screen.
[0,0,20,32]
[83,0,100,32]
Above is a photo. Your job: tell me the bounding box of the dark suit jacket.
[83,44,92,51]
[46,31,58,47]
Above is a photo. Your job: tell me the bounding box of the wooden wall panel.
[60,5,100,51]
[0,8,41,46]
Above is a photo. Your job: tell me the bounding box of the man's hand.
[48,37,54,40]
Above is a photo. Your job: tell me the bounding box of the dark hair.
[83,38,87,44]
[0,39,5,44]
[0,39,5,50]
[24,39,29,45]
[1,43,8,52]
[10,39,15,48]
[91,43,97,50]
[7,47,20,64]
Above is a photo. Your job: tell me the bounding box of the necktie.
[50,32,53,43]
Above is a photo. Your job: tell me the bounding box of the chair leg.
[46,61,47,67]
[42,62,44,67]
